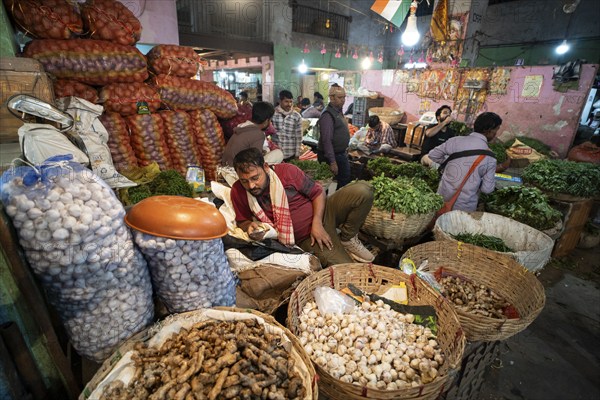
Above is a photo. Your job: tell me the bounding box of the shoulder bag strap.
[438,149,496,173]
[445,154,487,209]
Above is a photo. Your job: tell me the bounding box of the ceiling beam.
[179,33,273,56]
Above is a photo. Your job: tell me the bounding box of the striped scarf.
[247,168,295,246]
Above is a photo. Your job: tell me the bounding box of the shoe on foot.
[341,235,375,263]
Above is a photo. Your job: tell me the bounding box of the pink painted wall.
[349,64,598,158]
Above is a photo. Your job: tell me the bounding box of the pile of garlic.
[298,299,444,391]
[1,167,154,362]
[134,233,237,312]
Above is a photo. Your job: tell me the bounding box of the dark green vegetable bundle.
[451,233,514,253]
[125,170,193,205]
[489,142,508,164]
[288,160,333,181]
[483,186,562,230]
[371,174,444,215]
[522,159,600,198]
[482,186,562,230]
[448,121,473,136]
[367,158,440,191]
[504,136,552,156]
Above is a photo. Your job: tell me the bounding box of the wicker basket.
[287,263,465,400]
[363,206,435,240]
[368,107,405,125]
[80,308,318,400]
[433,210,554,273]
[402,241,546,342]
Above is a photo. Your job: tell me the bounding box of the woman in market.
[229,147,375,266]
[428,112,502,211]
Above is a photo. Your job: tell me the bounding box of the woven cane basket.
[363,206,435,240]
[288,263,465,400]
[80,307,318,400]
[402,241,546,342]
[369,107,405,125]
[433,210,554,273]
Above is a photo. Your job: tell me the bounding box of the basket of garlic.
[287,263,465,400]
[80,307,318,400]
[402,241,546,341]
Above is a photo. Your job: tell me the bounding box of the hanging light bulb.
[298,59,308,73]
[555,40,570,55]
[219,70,227,79]
[401,1,420,47]
[361,56,372,69]
[326,18,330,29]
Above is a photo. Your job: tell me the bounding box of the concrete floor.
[479,245,600,400]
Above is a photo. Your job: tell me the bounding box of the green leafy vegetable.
[122,170,193,205]
[489,142,508,164]
[522,159,600,198]
[371,174,444,215]
[483,186,562,230]
[367,158,440,191]
[504,136,552,156]
[448,121,473,136]
[452,233,514,252]
[288,160,333,181]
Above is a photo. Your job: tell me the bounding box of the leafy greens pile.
[522,159,600,198]
[448,121,473,136]
[489,142,508,164]
[371,174,444,215]
[288,160,333,181]
[451,233,514,253]
[124,170,193,205]
[483,186,562,230]
[367,158,440,191]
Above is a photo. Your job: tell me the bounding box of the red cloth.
[231,164,323,243]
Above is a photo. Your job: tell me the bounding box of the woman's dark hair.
[251,101,275,124]
[368,115,380,128]
[279,90,294,100]
[314,91,324,100]
[240,91,249,100]
[301,98,311,106]
[435,105,452,119]
[233,148,265,173]
[474,112,503,133]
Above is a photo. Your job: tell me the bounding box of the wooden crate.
[552,198,595,257]
[0,57,55,144]
[442,340,501,400]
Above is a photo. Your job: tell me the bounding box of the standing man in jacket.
[272,90,303,162]
[428,112,502,211]
[318,84,351,188]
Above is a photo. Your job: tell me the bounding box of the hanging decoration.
[418,51,425,63]
[335,47,341,58]
[377,51,384,63]
[370,0,411,28]
[430,0,449,42]
[454,68,491,119]
[369,51,374,63]
[303,43,310,53]
[489,68,511,95]
[352,48,359,59]
[397,46,404,57]
[321,43,327,55]
[429,13,467,64]
[426,49,433,64]
[418,69,460,100]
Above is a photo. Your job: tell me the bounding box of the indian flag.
[370,0,411,28]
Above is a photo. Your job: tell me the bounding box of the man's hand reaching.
[310,223,333,251]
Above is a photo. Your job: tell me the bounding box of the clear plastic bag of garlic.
[133,233,237,312]
[0,155,154,362]
[298,298,445,390]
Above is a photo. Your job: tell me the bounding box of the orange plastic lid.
[124,196,228,240]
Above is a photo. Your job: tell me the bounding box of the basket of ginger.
[402,241,545,341]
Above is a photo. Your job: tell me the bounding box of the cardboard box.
[0,57,55,143]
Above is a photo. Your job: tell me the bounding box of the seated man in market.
[222,101,283,166]
[421,105,456,167]
[301,99,325,119]
[230,147,375,266]
[357,115,397,155]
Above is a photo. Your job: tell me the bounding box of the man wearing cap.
[318,84,351,188]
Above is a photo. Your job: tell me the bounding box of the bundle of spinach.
[504,136,552,156]
[367,158,440,191]
[288,159,333,181]
[371,174,444,215]
[489,142,508,164]
[522,159,600,198]
[124,170,193,205]
[483,186,562,230]
[452,233,514,253]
